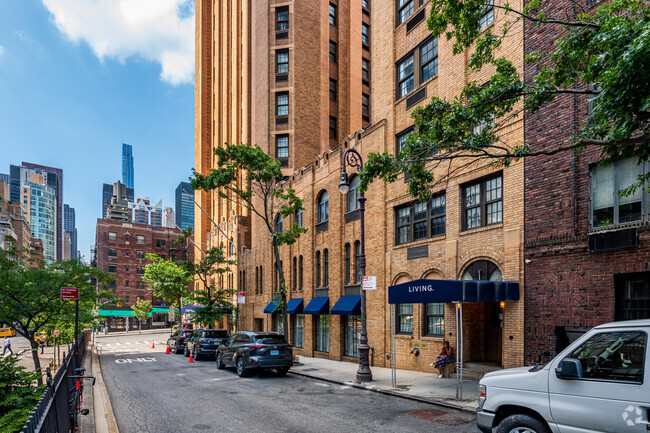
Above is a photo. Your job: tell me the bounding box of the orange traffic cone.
[151,340,155,349]
[165,346,170,354]
[188,353,194,363]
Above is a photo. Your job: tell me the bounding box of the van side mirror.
[555,358,584,379]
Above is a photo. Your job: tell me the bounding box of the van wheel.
[496,414,550,433]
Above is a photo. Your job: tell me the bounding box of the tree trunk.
[29,338,43,386]
[272,239,289,339]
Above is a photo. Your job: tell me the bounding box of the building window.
[108,248,117,257]
[395,193,446,244]
[397,0,414,25]
[125,280,129,288]
[346,175,360,212]
[255,267,259,295]
[259,266,263,294]
[317,190,329,223]
[108,232,117,241]
[276,92,289,117]
[420,38,438,82]
[329,79,337,102]
[136,250,145,259]
[136,267,145,275]
[155,239,166,249]
[591,159,647,228]
[396,127,414,156]
[275,214,283,233]
[397,54,414,99]
[354,241,362,284]
[295,209,303,227]
[362,0,369,9]
[315,315,330,352]
[362,58,370,81]
[276,6,289,30]
[273,314,283,334]
[397,303,413,334]
[293,315,304,348]
[329,116,337,139]
[615,273,650,321]
[344,315,361,357]
[316,251,322,288]
[362,23,369,45]
[136,235,145,244]
[108,264,117,273]
[362,94,370,121]
[329,41,337,63]
[293,257,297,291]
[425,303,444,336]
[345,243,351,285]
[479,2,494,30]
[125,249,129,257]
[136,281,144,290]
[276,135,289,159]
[329,3,337,25]
[125,265,129,272]
[462,175,502,230]
[323,249,329,288]
[299,256,303,290]
[276,49,289,74]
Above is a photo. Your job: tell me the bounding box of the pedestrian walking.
[3,335,13,356]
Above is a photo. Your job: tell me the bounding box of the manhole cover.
[407,409,474,426]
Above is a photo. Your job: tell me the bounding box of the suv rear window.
[204,330,228,339]
[254,334,288,345]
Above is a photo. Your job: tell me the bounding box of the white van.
[477,319,650,433]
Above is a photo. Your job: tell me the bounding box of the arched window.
[317,191,329,223]
[292,257,297,291]
[323,249,329,287]
[299,255,303,290]
[316,251,322,288]
[346,175,361,212]
[354,241,362,284]
[275,214,283,233]
[229,237,235,256]
[344,243,351,285]
[461,260,502,281]
[295,209,303,228]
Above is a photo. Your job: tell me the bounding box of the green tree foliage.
[0,247,112,384]
[191,144,308,337]
[131,299,153,333]
[361,0,650,201]
[0,355,44,432]
[141,254,193,326]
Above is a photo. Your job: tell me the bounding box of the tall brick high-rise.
[196,0,526,373]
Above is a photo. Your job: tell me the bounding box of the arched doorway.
[462,260,503,365]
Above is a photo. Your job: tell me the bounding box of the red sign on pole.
[54,330,59,336]
[60,287,79,300]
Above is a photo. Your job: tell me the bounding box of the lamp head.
[339,171,350,194]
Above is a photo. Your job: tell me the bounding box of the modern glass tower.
[64,204,77,260]
[26,181,57,262]
[122,143,134,190]
[175,182,194,231]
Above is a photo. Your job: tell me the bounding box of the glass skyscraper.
[122,143,134,190]
[27,182,57,262]
[175,182,194,231]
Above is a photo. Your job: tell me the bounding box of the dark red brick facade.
[523,1,650,364]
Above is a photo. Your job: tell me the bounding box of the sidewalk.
[290,356,479,413]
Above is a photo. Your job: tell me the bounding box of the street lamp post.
[339,147,372,383]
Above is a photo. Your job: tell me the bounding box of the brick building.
[195,0,527,373]
[522,0,650,363]
[95,219,191,331]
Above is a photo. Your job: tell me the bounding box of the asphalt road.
[97,331,480,433]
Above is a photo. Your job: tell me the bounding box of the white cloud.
[42,0,194,85]
[0,45,4,57]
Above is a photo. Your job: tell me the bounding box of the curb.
[288,370,477,415]
[92,346,120,433]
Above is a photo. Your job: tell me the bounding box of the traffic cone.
[165,346,170,354]
[188,353,194,363]
[151,340,155,349]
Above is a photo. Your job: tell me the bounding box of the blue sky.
[0,0,195,261]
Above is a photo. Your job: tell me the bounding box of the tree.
[0,247,112,385]
[361,0,650,200]
[141,254,193,327]
[0,354,44,432]
[131,299,153,333]
[174,228,237,328]
[191,144,308,338]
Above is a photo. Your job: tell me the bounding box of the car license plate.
[271,350,279,356]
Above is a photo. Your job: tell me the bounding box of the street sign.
[60,287,79,300]
[54,330,59,336]
[362,276,377,290]
[237,291,246,304]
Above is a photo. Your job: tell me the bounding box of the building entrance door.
[484,302,502,364]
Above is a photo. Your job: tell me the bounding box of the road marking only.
[115,357,157,364]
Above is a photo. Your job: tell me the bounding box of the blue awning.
[330,296,361,315]
[303,297,329,315]
[181,305,205,313]
[263,299,281,314]
[286,298,304,314]
[388,279,520,304]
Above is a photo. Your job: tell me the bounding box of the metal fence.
[21,330,89,433]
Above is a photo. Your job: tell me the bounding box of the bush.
[0,355,45,432]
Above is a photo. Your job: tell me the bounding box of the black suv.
[167,328,194,354]
[185,328,229,360]
[216,331,293,377]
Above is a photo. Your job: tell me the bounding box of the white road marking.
[115,343,121,346]
[126,342,131,345]
[114,357,157,364]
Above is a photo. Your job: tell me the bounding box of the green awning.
[98,310,134,317]
[151,307,170,313]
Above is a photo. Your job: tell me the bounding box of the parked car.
[167,328,194,354]
[215,331,293,377]
[34,332,49,345]
[477,319,650,433]
[0,327,15,337]
[185,328,229,360]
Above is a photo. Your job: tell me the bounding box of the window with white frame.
[462,175,502,230]
[276,135,289,158]
[276,92,289,117]
[317,191,329,223]
[276,49,289,74]
[479,1,494,29]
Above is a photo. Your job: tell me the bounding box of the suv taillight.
[248,345,265,349]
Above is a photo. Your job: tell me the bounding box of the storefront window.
[315,315,330,352]
[344,315,361,357]
[293,314,304,348]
